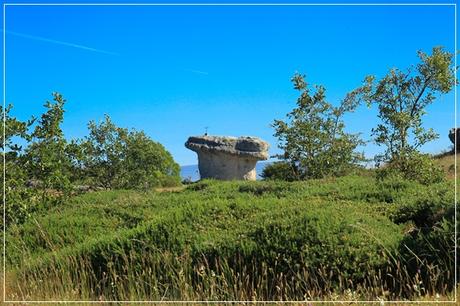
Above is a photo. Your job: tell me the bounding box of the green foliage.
[2,161,35,226]
[260,161,299,181]
[389,181,455,293]
[25,93,73,194]
[1,95,87,227]
[81,114,180,189]
[8,178,399,298]
[390,180,453,229]
[376,152,445,185]
[1,104,34,152]
[1,93,182,227]
[2,48,457,300]
[237,180,289,196]
[272,73,365,180]
[6,176,456,300]
[351,47,456,168]
[0,104,36,226]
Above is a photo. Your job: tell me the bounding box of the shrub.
[185,180,211,191]
[81,115,180,190]
[376,152,444,185]
[1,104,36,226]
[392,183,455,294]
[3,158,37,226]
[390,181,453,230]
[260,161,299,181]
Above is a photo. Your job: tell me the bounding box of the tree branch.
[410,75,432,118]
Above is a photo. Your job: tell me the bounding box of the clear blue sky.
[3,1,456,166]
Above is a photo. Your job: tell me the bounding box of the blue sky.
[2,2,456,166]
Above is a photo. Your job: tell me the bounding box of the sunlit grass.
[3,175,456,302]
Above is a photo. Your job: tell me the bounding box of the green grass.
[5,175,456,301]
[434,151,458,179]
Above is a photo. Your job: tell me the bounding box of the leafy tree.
[353,47,456,165]
[24,93,73,195]
[80,115,123,188]
[81,115,180,189]
[1,104,34,154]
[65,138,88,184]
[0,104,35,226]
[269,73,364,180]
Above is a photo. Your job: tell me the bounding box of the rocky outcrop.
[185,135,269,180]
[449,128,460,151]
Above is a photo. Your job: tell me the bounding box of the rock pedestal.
[449,128,460,151]
[185,135,269,180]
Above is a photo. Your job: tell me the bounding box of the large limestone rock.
[185,135,269,180]
[449,128,460,151]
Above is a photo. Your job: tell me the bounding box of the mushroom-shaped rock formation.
[185,135,269,180]
[449,128,460,151]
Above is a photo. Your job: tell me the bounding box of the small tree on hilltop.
[1,104,35,225]
[265,73,364,180]
[25,93,73,195]
[350,47,456,183]
[81,115,181,189]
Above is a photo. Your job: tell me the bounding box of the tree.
[25,92,73,194]
[354,47,456,165]
[1,104,35,225]
[1,104,34,154]
[268,73,364,180]
[81,115,180,189]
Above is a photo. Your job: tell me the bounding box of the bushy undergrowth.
[5,175,456,301]
[2,96,182,230]
[376,153,445,185]
[260,161,300,181]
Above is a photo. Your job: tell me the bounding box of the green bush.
[1,94,183,228]
[260,161,299,181]
[1,104,36,226]
[382,178,456,294]
[390,181,453,229]
[376,152,445,185]
[80,115,181,190]
[1,96,81,227]
[3,158,37,226]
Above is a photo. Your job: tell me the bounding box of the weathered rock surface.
[449,128,460,151]
[185,135,269,180]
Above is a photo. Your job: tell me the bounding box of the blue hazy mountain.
[180,161,272,182]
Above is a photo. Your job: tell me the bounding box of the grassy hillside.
[434,152,458,179]
[4,175,455,302]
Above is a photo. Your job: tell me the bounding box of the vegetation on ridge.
[2,46,457,302]
[5,175,455,301]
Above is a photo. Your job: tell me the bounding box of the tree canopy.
[267,73,364,180]
[352,46,456,164]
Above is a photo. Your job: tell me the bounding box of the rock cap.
[185,135,269,160]
[449,128,460,151]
